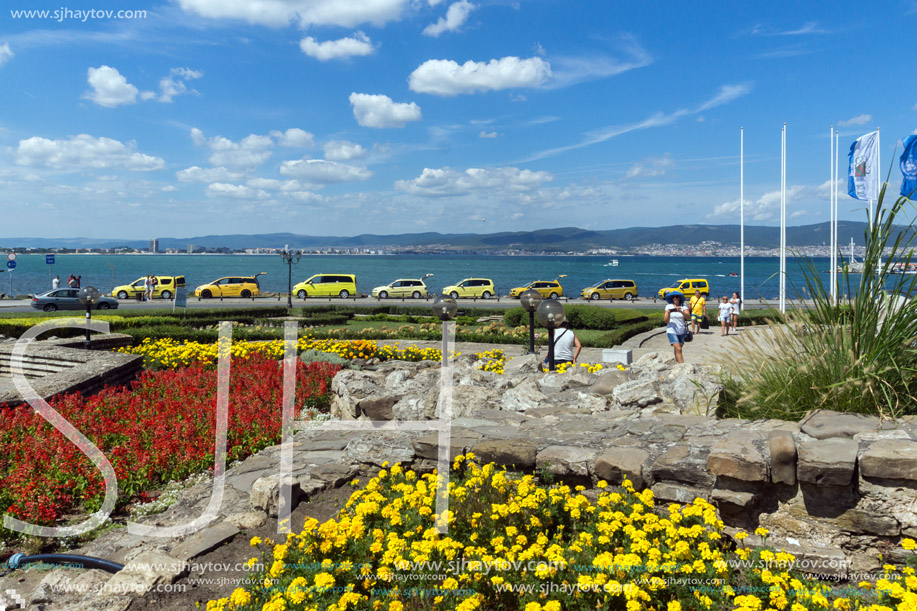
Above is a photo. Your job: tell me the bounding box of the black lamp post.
[279,245,302,308]
[432,294,458,368]
[77,286,101,349]
[536,299,565,371]
[519,289,543,354]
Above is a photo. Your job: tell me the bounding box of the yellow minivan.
[509,280,564,299]
[581,279,638,301]
[113,276,185,300]
[293,274,357,299]
[442,278,495,299]
[194,273,265,298]
[658,278,710,299]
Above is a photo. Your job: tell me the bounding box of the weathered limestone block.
[344,432,416,466]
[471,439,537,470]
[797,438,858,487]
[612,379,661,408]
[358,395,400,420]
[707,431,768,482]
[860,440,917,482]
[589,369,632,396]
[711,488,757,509]
[768,430,797,485]
[250,474,301,517]
[801,409,889,439]
[652,482,710,504]
[503,354,541,375]
[650,444,716,488]
[412,432,482,461]
[107,549,187,592]
[170,522,240,562]
[501,381,549,412]
[536,445,597,478]
[594,447,650,488]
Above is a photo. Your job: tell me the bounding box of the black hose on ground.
[6,553,123,574]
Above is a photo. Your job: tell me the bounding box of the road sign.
[6,252,15,261]
[6,260,16,269]
[46,254,55,265]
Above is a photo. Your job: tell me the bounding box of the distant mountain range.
[0,221,893,252]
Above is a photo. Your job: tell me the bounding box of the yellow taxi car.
[581,279,638,301]
[113,275,185,300]
[194,273,265,298]
[442,278,495,299]
[658,278,709,299]
[371,276,431,299]
[293,274,357,299]
[509,280,564,299]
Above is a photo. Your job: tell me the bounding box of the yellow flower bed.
[118,337,443,370]
[474,349,621,375]
[207,455,917,611]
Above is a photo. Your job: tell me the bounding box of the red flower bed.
[0,355,339,536]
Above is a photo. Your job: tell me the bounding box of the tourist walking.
[52,276,59,290]
[730,291,742,332]
[67,274,76,288]
[144,275,154,301]
[718,296,733,336]
[665,293,690,363]
[690,290,707,335]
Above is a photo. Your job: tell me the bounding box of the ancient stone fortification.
[5,352,916,608]
[331,352,917,574]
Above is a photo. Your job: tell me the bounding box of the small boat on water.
[728,272,739,277]
[604,259,619,267]
[826,238,864,274]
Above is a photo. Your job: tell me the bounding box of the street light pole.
[279,245,302,308]
[519,289,543,355]
[77,286,101,350]
[536,299,565,371]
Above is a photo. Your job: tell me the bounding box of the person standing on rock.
[664,293,690,363]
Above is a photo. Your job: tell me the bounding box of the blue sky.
[1,0,916,239]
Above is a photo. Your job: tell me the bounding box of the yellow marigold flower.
[903,538,917,550]
[249,536,262,547]
[524,603,542,611]
[228,588,251,607]
[668,602,682,611]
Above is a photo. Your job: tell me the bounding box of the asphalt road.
[0,294,798,314]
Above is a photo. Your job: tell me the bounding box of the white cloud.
[428,0,444,5]
[423,0,475,37]
[409,56,551,96]
[246,178,307,191]
[280,159,372,183]
[177,0,408,28]
[394,166,553,197]
[191,128,274,167]
[478,131,498,139]
[158,67,203,102]
[624,155,673,179]
[349,92,422,128]
[205,182,270,199]
[270,128,315,148]
[525,82,752,162]
[838,113,872,127]
[14,134,165,171]
[176,165,244,183]
[285,190,324,202]
[300,32,374,60]
[708,185,804,221]
[161,185,179,192]
[323,139,366,161]
[83,66,139,108]
[0,43,13,68]
[545,36,652,89]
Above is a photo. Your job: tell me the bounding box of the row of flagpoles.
[738,127,917,313]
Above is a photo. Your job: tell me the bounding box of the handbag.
[684,330,694,342]
[700,316,710,330]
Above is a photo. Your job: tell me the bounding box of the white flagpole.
[830,125,835,304]
[740,126,745,306]
[780,123,787,313]
[877,127,881,271]
[834,130,839,303]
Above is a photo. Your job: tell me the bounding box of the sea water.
[1,253,840,301]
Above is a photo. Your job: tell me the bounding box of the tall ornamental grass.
[719,182,917,421]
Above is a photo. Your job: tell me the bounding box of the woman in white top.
[664,294,690,363]
[730,291,742,332]
[718,296,733,336]
[544,321,582,368]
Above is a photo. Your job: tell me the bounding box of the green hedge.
[503,305,648,330]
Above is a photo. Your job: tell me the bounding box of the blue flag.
[901,135,917,198]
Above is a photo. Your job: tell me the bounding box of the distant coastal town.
[0,241,871,258]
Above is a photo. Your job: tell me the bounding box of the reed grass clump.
[719,182,917,421]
